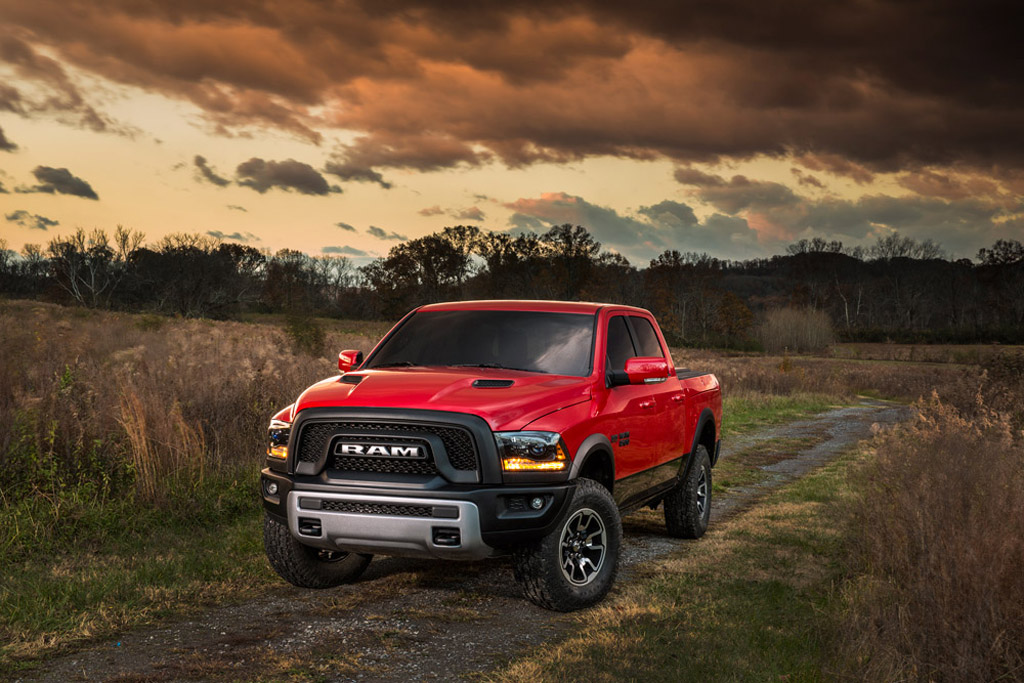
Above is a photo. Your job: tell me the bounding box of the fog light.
[266,481,279,496]
[530,497,544,510]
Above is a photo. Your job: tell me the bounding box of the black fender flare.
[568,433,616,483]
[680,407,718,478]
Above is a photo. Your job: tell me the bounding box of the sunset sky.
[1,0,1022,264]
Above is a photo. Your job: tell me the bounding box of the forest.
[2,225,1023,346]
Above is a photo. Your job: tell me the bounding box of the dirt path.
[25,400,909,683]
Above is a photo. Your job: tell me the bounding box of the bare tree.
[870,233,946,261]
[47,226,144,308]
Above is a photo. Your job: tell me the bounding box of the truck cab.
[261,300,722,611]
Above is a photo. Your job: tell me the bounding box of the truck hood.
[292,367,592,431]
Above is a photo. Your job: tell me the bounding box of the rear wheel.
[664,445,712,539]
[263,514,372,589]
[513,478,621,611]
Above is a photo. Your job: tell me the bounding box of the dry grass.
[0,299,378,505]
[839,388,1024,682]
[831,342,1023,365]
[672,345,977,406]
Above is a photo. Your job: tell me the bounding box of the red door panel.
[596,315,657,484]
[628,315,689,467]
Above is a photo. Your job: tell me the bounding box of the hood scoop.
[340,374,364,385]
[472,378,515,388]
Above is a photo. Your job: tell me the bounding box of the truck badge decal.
[334,442,426,459]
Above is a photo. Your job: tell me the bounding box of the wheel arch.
[683,408,719,478]
[568,434,616,494]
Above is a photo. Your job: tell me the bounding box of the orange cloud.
[2,0,1022,177]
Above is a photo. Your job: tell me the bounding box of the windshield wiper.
[448,363,548,373]
[373,361,418,368]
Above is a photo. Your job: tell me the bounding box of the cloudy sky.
[1,0,1022,263]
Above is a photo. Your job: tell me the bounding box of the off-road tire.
[512,478,621,611]
[263,514,372,589]
[664,445,712,539]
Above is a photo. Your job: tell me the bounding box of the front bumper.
[262,468,574,558]
[286,490,490,559]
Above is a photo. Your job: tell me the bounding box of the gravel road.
[25,400,910,683]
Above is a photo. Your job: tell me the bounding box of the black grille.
[320,500,432,517]
[296,420,479,474]
[332,453,437,475]
[434,426,477,470]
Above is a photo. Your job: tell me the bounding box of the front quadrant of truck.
[261,300,722,611]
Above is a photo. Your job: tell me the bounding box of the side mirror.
[338,349,364,373]
[624,357,670,385]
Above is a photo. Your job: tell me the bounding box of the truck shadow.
[349,507,686,603]
[355,554,525,600]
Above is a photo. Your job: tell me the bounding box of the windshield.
[366,310,595,377]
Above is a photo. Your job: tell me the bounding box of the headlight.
[495,431,568,472]
[267,419,290,460]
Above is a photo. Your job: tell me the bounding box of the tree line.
[2,226,1023,345]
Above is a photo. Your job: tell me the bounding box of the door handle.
[671,394,685,403]
[639,399,656,409]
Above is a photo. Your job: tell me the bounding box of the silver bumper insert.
[286,491,494,560]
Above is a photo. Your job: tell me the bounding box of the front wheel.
[512,478,622,611]
[263,514,372,589]
[664,445,712,539]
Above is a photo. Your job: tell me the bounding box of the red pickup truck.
[261,301,722,610]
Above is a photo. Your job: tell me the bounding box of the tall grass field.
[1,298,1021,681]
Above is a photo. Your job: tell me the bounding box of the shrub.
[981,350,1024,432]
[133,313,167,331]
[840,392,1024,681]
[756,307,834,354]
[285,314,326,356]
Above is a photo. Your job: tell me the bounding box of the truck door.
[627,315,689,487]
[598,314,658,505]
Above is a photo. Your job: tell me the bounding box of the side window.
[629,316,665,358]
[605,316,636,372]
